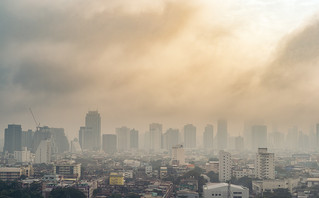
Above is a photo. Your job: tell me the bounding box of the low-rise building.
[252,179,299,194]
[54,161,81,180]
[109,172,124,186]
[203,183,249,198]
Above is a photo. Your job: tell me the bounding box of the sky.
[1,0,319,139]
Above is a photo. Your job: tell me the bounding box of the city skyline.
[1,1,319,137]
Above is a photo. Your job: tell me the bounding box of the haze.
[1,0,319,139]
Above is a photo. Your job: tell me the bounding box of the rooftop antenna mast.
[29,107,40,131]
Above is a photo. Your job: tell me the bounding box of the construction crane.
[29,107,40,131]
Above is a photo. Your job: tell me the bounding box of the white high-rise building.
[255,148,275,179]
[14,147,33,163]
[219,150,232,182]
[171,145,185,165]
[35,139,51,164]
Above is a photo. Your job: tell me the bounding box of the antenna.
[29,107,40,131]
[227,180,231,198]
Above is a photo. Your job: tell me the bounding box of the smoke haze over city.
[1,0,319,138]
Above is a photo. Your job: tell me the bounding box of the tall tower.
[255,148,275,179]
[217,120,228,150]
[251,125,267,150]
[219,150,232,182]
[203,124,214,150]
[116,126,130,152]
[130,129,139,149]
[78,127,93,151]
[184,124,196,149]
[4,124,22,153]
[163,128,179,151]
[149,123,162,152]
[102,134,117,154]
[85,111,101,151]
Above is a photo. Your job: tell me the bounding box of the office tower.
[4,124,22,153]
[35,139,51,164]
[85,111,101,151]
[219,150,232,182]
[171,145,185,165]
[255,148,275,179]
[103,134,117,154]
[130,129,139,149]
[184,124,196,149]
[78,127,94,151]
[163,128,179,150]
[32,126,51,153]
[235,136,244,151]
[49,128,69,154]
[286,126,299,150]
[251,125,267,150]
[217,120,228,150]
[21,130,34,151]
[269,131,284,150]
[144,131,151,150]
[149,123,162,152]
[116,127,130,151]
[70,138,82,153]
[203,124,214,150]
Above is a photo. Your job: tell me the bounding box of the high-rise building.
[251,125,267,150]
[171,145,185,165]
[35,139,51,164]
[286,126,299,150]
[255,148,275,179]
[32,126,51,153]
[235,136,244,151]
[116,127,130,151]
[14,147,32,163]
[49,128,69,154]
[219,150,232,182]
[149,123,162,152]
[130,129,139,149]
[21,130,34,151]
[78,127,94,151]
[102,134,117,154]
[85,111,101,151]
[4,124,22,154]
[70,138,82,153]
[203,124,214,150]
[184,124,196,149]
[217,120,228,150]
[163,128,179,151]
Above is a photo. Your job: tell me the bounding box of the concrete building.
[130,129,139,149]
[171,145,185,166]
[0,166,33,181]
[217,120,228,150]
[54,161,81,180]
[32,127,51,153]
[49,128,69,154]
[205,161,219,173]
[203,183,249,198]
[255,148,275,179]
[163,128,179,151]
[252,179,299,194]
[203,124,214,150]
[4,124,22,154]
[177,190,199,198]
[102,134,117,154]
[85,111,101,151]
[149,123,162,152]
[116,127,130,151]
[34,139,51,164]
[21,130,34,151]
[251,125,267,150]
[70,138,82,153]
[219,150,232,182]
[184,124,196,149]
[79,127,93,151]
[14,147,32,163]
[109,172,124,186]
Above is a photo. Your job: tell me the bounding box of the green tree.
[49,187,86,198]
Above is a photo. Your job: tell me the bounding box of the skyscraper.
[102,134,117,154]
[4,124,22,154]
[78,127,94,151]
[85,111,101,151]
[255,148,275,179]
[149,123,162,152]
[49,128,69,154]
[116,126,130,151]
[219,150,232,182]
[35,139,51,164]
[203,124,214,150]
[184,124,196,149]
[163,128,179,151]
[251,125,267,150]
[217,120,228,150]
[32,126,51,153]
[130,129,139,149]
[21,130,34,151]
